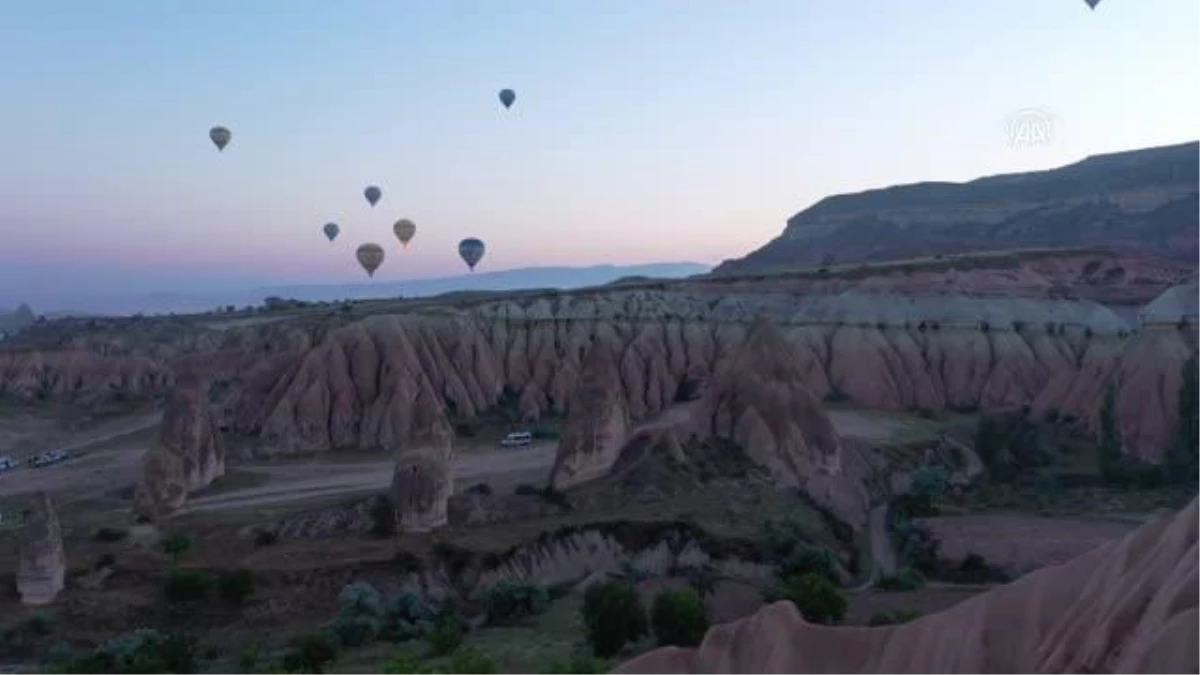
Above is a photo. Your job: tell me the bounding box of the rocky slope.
[715,141,1199,274]
[16,492,65,606]
[550,340,633,490]
[106,279,1190,465]
[133,376,225,519]
[212,286,1192,460]
[4,271,1195,517]
[389,386,457,532]
[617,497,1199,674]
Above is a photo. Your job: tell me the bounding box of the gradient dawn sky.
[0,0,1197,305]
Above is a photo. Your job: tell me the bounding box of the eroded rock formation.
[16,492,65,606]
[3,276,1195,464]
[389,383,456,532]
[687,316,868,527]
[133,375,224,519]
[617,497,1200,674]
[0,348,170,403]
[550,340,632,490]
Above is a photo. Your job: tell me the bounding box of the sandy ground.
[917,514,1138,573]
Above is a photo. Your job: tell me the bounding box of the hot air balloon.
[323,222,340,242]
[458,238,486,271]
[364,186,382,207]
[393,219,416,248]
[356,243,385,277]
[209,126,231,151]
[498,89,516,109]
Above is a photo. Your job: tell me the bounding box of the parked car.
[28,449,71,468]
[499,431,533,448]
[0,455,17,472]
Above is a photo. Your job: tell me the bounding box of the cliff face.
[617,497,1200,674]
[2,280,1194,470]
[550,340,633,490]
[211,289,1190,463]
[389,382,457,532]
[133,376,225,520]
[715,142,1199,274]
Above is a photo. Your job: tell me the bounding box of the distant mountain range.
[714,141,1199,276]
[26,263,711,317]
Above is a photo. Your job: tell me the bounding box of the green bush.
[328,582,384,647]
[281,631,339,674]
[476,579,550,625]
[540,653,610,674]
[369,496,397,538]
[94,527,128,543]
[582,582,648,658]
[383,649,433,674]
[770,573,847,625]
[875,567,926,591]
[160,532,194,562]
[650,588,709,647]
[867,609,923,626]
[383,590,437,641]
[424,618,463,657]
[910,465,949,499]
[777,546,839,584]
[57,629,200,674]
[27,612,56,635]
[216,569,255,604]
[445,646,499,674]
[237,642,262,673]
[163,569,212,604]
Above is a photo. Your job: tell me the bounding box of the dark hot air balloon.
[393,219,416,248]
[323,222,340,241]
[364,186,382,207]
[356,243,385,277]
[458,238,486,271]
[498,89,516,109]
[209,126,231,151]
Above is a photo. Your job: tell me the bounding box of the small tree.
[476,579,550,625]
[424,618,464,657]
[445,646,500,674]
[383,589,436,641]
[216,569,255,605]
[1098,384,1124,483]
[282,631,339,674]
[163,569,212,604]
[581,582,648,658]
[327,582,384,647]
[771,573,847,625]
[383,649,433,675]
[160,532,193,563]
[1164,355,1199,485]
[650,588,709,648]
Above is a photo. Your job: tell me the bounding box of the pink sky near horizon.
[1,0,1196,304]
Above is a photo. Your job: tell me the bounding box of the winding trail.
[848,504,897,593]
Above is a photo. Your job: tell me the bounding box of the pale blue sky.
[0,0,1196,305]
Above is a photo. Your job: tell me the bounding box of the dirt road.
[179,443,560,515]
[181,404,697,516]
[0,412,162,500]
